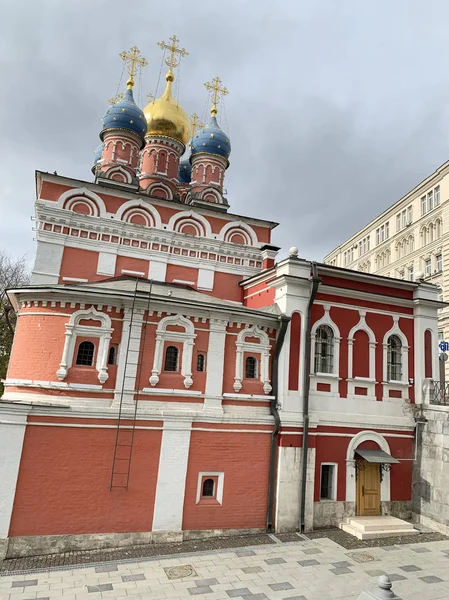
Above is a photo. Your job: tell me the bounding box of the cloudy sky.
[1,0,449,267]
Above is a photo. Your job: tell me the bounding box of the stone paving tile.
[11,578,38,587]
[234,550,256,557]
[264,558,286,565]
[388,573,407,581]
[95,564,118,573]
[413,547,432,553]
[298,559,320,567]
[226,588,252,597]
[121,573,146,582]
[332,561,352,568]
[268,581,294,591]
[194,578,220,586]
[241,567,264,574]
[330,567,353,575]
[419,576,444,584]
[302,548,322,555]
[87,582,114,592]
[400,564,422,572]
[188,585,213,595]
[365,569,387,577]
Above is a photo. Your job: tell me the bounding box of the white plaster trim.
[168,210,212,238]
[319,462,338,501]
[196,471,224,504]
[57,307,113,384]
[382,315,409,385]
[57,186,106,217]
[121,269,145,277]
[172,279,196,286]
[310,306,341,393]
[62,277,89,283]
[345,430,391,503]
[115,200,162,229]
[150,314,197,389]
[141,388,203,396]
[233,325,272,394]
[218,220,258,246]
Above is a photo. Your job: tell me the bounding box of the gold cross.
[108,93,124,105]
[146,93,154,103]
[190,113,205,138]
[157,35,188,72]
[119,46,148,89]
[204,77,229,116]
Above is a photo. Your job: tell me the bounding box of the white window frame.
[435,185,440,206]
[196,471,224,504]
[437,254,442,272]
[382,317,409,399]
[425,258,431,276]
[150,314,197,389]
[320,463,338,501]
[233,325,272,394]
[421,195,427,215]
[57,307,113,384]
[310,306,341,395]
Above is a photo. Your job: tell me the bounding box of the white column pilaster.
[114,306,144,404]
[204,319,227,413]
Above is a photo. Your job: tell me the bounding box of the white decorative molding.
[218,220,258,246]
[150,314,197,389]
[57,306,113,384]
[382,315,409,386]
[310,306,341,395]
[168,210,212,238]
[347,310,377,397]
[233,325,272,394]
[146,181,173,200]
[196,471,225,504]
[103,165,133,184]
[345,430,391,503]
[116,200,162,229]
[57,186,106,217]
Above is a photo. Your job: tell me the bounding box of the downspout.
[267,314,290,532]
[300,262,321,533]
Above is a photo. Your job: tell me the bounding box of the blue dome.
[93,143,103,165]
[191,116,231,161]
[100,88,147,145]
[178,157,192,183]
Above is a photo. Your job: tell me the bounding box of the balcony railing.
[430,381,449,405]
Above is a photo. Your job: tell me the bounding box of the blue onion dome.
[91,143,104,174]
[190,116,231,162]
[100,88,147,147]
[178,157,192,183]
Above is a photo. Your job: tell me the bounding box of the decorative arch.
[146,182,174,200]
[201,188,222,204]
[168,210,212,238]
[57,186,106,217]
[347,311,376,392]
[219,221,258,246]
[149,314,197,389]
[104,165,133,184]
[382,316,409,384]
[345,431,392,502]
[233,325,272,394]
[56,307,113,384]
[311,305,341,376]
[116,200,162,229]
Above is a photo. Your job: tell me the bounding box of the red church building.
[0,41,441,558]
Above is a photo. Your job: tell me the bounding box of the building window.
[197,353,206,372]
[320,464,337,501]
[76,341,95,366]
[314,325,334,373]
[428,190,434,211]
[399,270,405,280]
[437,254,442,272]
[439,331,444,342]
[425,258,431,276]
[202,478,215,497]
[407,205,413,224]
[421,195,427,215]
[164,345,179,372]
[375,223,389,245]
[435,185,440,206]
[245,356,258,379]
[387,335,402,381]
[108,345,117,365]
[408,266,414,281]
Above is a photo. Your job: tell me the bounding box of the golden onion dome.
[143,71,191,145]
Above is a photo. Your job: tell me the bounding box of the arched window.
[164,346,179,372]
[197,353,206,372]
[314,325,334,373]
[76,341,95,366]
[202,478,215,497]
[245,356,258,379]
[387,335,402,381]
[108,346,117,365]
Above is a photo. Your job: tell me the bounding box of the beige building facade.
[324,159,449,351]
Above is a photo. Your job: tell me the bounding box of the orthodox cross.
[190,113,205,138]
[204,77,228,116]
[119,46,148,88]
[146,93,154,103]
[108,93,124,105]
[157,35,189,72]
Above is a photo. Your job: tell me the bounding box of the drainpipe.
[267,314,290,532]
[300,262,321,533]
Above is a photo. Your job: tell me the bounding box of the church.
[0,39,442,559]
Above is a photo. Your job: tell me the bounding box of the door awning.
[355,449,400,464]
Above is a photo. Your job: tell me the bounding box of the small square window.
[320,464,337,501]
[196,472,224,505]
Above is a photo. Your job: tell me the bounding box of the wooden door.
[356,463,381,516]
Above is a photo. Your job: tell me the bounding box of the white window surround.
[56,307,113,384]
[233,325,272,394]
[310,306,341,395]
[320,463,338,501]
[345,431,391,503]
[382,316,409,386]
[196,471,224,504]
[150,314,197,389]
[347,311,377,397]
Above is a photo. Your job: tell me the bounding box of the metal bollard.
[357,575,402,600]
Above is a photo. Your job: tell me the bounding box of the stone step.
[345,517,414,533]
[340,518,419,540]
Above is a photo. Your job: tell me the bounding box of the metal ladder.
[109,278,153,491]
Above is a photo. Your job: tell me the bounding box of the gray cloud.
[1,0,449,265]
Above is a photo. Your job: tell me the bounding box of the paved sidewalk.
[2,536,449,600]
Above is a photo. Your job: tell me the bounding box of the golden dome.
[144,71,191,145]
